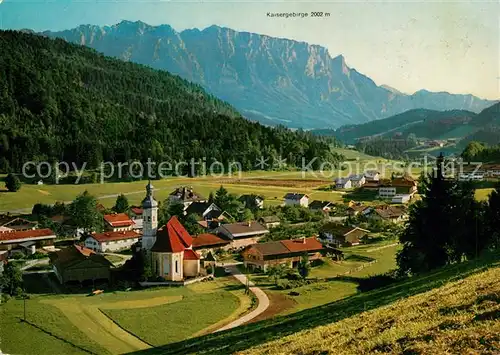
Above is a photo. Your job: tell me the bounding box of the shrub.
[357,272,399,292]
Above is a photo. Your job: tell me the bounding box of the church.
[140,181,201,281]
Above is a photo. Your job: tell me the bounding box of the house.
[309,200,335,212]
[319,224,370,247]
[150,217,201,281]
[369,205,408,224]
[0,215,38,231]
[392,194,412,204]
[85,230,141,253]
[283,193,309,207]
[196,211,233,230]
[191,233,230,252]
[258,216,281,229]
[0,228,56,255]
[238,195,264,209]
[364,170,380,182]
[241,237,324,272]
[335,177,352,189]
[168,187,206,209]
[184,202,222,220]
[217,221,269,249]
[103,213,136,232]
[391,176,418,195]
[348,174,366,187]
[49,245,113,284]
[128,206,144,231]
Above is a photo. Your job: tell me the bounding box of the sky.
[0,0,498,100]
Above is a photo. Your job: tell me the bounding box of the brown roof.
[169,187,205,202]
[192,234,229,249]
[0,228,56,243]
[103,213,135,227]
[91,230,141,242]
[391,176,417,188]
[374,206,407,219]
[151,216,193,253]
[247,237,323,257]
[281,237,324,253]
[50,245,112,269]
[220,221,269,238]
[0,216,38,230]
[309,200,334,210]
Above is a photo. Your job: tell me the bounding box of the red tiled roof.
[152,224,185,253]
[91,230,141,242]
[281,237,324,253]
[183,249,201,260]
[130,206,143,215]
[169,216,193,247]
[192,234,229,248]
[0,228,56,243]
[103,213,135,227]
[74,244,95,257]
[151,216,193,253]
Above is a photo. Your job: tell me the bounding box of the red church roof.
[151,216,193,253]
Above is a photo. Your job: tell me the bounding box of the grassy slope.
[130,251,500,355]
[0,277,247,355]
[241,264,500,355]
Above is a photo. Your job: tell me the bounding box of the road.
[20,258,49,271]
[214,263,270,332]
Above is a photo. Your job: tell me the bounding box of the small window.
[175,260,179,273]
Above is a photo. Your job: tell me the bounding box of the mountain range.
[42,20,496,129]
[316,102,500,148]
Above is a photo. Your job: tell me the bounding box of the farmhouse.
[191,233,230,252]
[0,228,56,255]
[319,224,370,247]
[335,177,352,189]
[258,216,281,229]
[168,187,206,209]
[309,200,335,212]
[379,176,418,198]
[348,174,366,187]
[283,193,309,207]
[238,194,264,209]
[103,213,136,232]
[85,230,141,253]
[50,245,113,284]
[370,205,408,224]
[217,221,269,249]
[0,215,38,231]
[241,237,324,272]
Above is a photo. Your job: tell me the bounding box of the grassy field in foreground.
[0,277,248,355]
[131,251,500,355]
[242,265,500,355]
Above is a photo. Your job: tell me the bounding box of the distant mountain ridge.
[42,20,496,129]
[314,102,500,148]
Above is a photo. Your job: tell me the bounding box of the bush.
[357,272,399,292]
[26,252,47,260]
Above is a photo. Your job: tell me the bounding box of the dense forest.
[461,141,500,162]
[0,30,343,175]
[355,135,419,160]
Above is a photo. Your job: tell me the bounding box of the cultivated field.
[0,277,251,355]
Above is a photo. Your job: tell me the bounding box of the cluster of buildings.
[457,163,500,182]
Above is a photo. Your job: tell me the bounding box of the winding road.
[214,264,270,332]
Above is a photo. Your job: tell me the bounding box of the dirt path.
[214,265,270,332]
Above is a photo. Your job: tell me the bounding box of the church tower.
[141,180,158,252]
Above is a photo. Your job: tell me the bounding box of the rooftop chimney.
[302,237,306,244]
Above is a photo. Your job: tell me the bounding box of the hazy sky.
[1,0,498,100]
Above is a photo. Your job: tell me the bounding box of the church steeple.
[141,180,158,252]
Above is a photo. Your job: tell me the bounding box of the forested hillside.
[0,30,342,173]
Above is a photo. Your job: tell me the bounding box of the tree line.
[0,30,343,175]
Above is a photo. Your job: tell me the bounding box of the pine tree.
[5,173,21,192]
[113,194,129,213]
[486,183,500,249]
